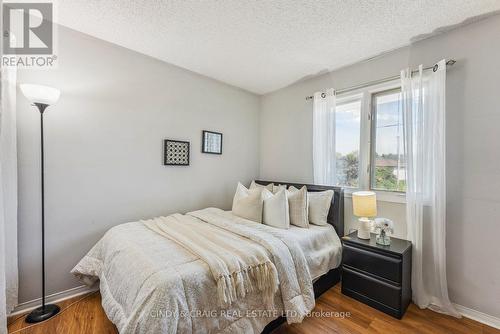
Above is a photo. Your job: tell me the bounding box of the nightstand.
[341,232,412,319]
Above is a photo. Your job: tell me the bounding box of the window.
[335,98,361,187]
[330,80,407,200]
[371,89,406,192]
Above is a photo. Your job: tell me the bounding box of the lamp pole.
[25,102,60,323]
[37,103,47,310]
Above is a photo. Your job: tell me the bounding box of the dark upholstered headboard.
[254,180,344,237]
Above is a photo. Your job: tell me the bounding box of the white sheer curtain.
[0,63,18,332]
[312,88,336,185]
[401,60,459,317]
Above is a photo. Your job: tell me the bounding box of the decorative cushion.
[286,186,309,228]
[307,190,334,226]
[272,184,287,194]
[262,189,290,229]
[232,183,264,223]
[250,180,273,192]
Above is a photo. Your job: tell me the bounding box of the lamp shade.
[20,84,60,105]
[352,191,377,217]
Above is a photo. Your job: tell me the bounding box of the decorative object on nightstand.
[374,218,394,245]
[352,191,377,239]
[341,231,412,319]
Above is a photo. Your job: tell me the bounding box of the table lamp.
[352,191,377,239]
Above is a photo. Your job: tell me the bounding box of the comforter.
[71,208,317,334]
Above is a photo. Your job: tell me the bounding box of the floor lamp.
[20,84,61,323]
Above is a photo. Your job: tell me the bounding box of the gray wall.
[17,26,260,303]
[260,16,500,318]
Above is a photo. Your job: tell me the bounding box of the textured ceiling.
[54,1,500,94]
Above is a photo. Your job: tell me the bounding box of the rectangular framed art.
[202,130,223,155]
[164,139,190,166]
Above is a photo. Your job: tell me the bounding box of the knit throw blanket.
[142,214,279,307]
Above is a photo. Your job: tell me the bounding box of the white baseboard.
[454,303,500,330]
[10,285,98,316]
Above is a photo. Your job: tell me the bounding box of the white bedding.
[284,224,342,280]
[143,214,279,308]
[71,208,342,334]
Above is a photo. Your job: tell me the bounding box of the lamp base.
[357,217,372,239]
[25,304,60,323]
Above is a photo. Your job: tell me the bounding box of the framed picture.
[202,130,223,155]
[164,139,190,166]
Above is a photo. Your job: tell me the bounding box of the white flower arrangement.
[374,218,394,235]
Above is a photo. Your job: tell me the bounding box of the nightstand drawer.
[342,266,401,311]
[343,244,401,283]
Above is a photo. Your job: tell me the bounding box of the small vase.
[376,230,391,246]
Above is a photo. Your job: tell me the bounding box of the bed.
[72,180,344,334]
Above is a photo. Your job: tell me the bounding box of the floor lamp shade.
[21,83,61,323]
[352,191,377,240]
[20,84,60,105]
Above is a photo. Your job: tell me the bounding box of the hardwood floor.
[8,285,499,334]
[7,292,117,334]
[275,286,499,334]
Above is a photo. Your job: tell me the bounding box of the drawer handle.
[344,245,401,264]
[343,266,401,291]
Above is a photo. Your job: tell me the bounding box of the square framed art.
[202,130,223,154]
[164,139,190,166]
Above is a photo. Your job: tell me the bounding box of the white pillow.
[272,184,287,194]
[250,180,273,192]
[308,190,334,226]
[286,186,309,228]
[232,183,264,223]
[262,189,290,229]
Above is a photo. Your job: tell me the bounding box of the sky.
[336,92,404,156]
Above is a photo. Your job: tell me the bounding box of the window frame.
[335,79,406,203]
[334,93,363,190]
[370,87,406,193]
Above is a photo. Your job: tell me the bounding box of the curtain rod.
[305,59,456,100]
